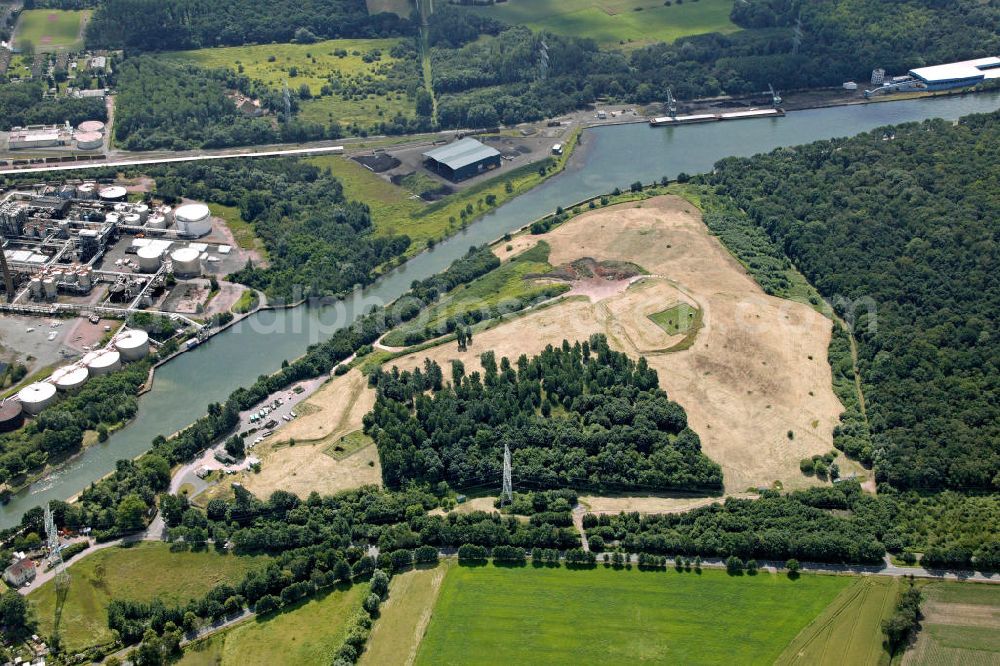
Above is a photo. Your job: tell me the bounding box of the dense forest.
[366,335,723,492]
[142,158,411,300]
[428,0,1000,128]
[84,0,413,51]
[708,111,1000,491]
[0,83,106,131]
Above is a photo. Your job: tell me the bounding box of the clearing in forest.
[14,10,89,52]
[167,38,413,128]
[389,196,843,492]
[365,0,414,18]
[903,581,1000,666]
[180,583,368,666]
[414,565,848,665]
[458,0,738,47]
[29,543,266,653]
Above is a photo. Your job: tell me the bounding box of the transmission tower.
[538,39,549,81]
[44,503,69,589]
[792,12,803,54]
[501,443,513,507]
[283,80,291,122]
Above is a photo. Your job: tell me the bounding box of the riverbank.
[2,91,997,529]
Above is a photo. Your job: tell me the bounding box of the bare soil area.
[579,493,758,515]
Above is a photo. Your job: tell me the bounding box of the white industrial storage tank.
[115,330,150,361]
[134,203,150,222]
[76,182,97,199]
[136,246,163,273]
[173,203,212,237]
[18,382,57,415]
[123,213,142,225]
[146,214,167,230]
[170,247,201,276]
[76,132,103,150]
[55,366,89,392]
[78,120,106,134]
[87,350,121,376]
[99,186,128,202]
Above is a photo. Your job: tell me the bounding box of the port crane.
[665,88,677,118]
[768,83,782,108]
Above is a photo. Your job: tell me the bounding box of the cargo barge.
[649,108,785,126]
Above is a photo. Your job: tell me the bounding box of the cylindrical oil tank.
[158,206,173,223]
[0,400,24,432]
[170,247,201,276]
[76,182,97,199]
[87,350,121,376]
[55,366,89,392]
[29,278,42,298]
[115,329,150,361]
[114,203,130,213]
[105,212,120,225]
[173,203,212,237]
[42,279,56,298]
[58,185,76,199]
[136,246,162,273]
[78,269,92,289]
[146,214,167,230]
[134,204,149,222]
[76,132,103,150]
[17,382,57,415]
[99,186,128,202]
[78,120,106,134]
[123,213,142,226]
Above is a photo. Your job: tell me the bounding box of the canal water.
[3,91,998,527]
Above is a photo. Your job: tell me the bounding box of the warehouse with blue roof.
[908,57,1000,90]
[422,138,502,182]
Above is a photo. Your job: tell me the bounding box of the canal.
[3,91,998,527]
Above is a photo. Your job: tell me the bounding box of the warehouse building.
[909,57,1000,90]
[422,138,501,182]
[7,124,73,150]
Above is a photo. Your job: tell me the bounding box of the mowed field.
[29,543,266,652]
[180,583,368,666]
[903,581,1000,666]
[168,39,413,127]
[776,576,901,666]
[366,0,413,18]
[14,9,89,52]
[413,565,849,665]
[460,0,738,47]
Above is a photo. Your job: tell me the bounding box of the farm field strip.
[413,565,850,665]
[904,581,1000,666]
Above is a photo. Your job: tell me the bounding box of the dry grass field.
[238,195,841,496]
[234,368,380,499]
[391,196,842,492]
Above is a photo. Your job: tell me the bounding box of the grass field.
[776,576,900,666]
[208,203,268,259]
[29,543,266,653]
[14,9,89,52]
[381,241,567,347]
[323,429,374,460]
[904,581,1000,666]
[414,565,850,665]
[169,39,413,128]
[648,301,699,335]
[180,583,368,666]
[459,0,738,47]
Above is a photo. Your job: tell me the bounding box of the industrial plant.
[0,181,234,319]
